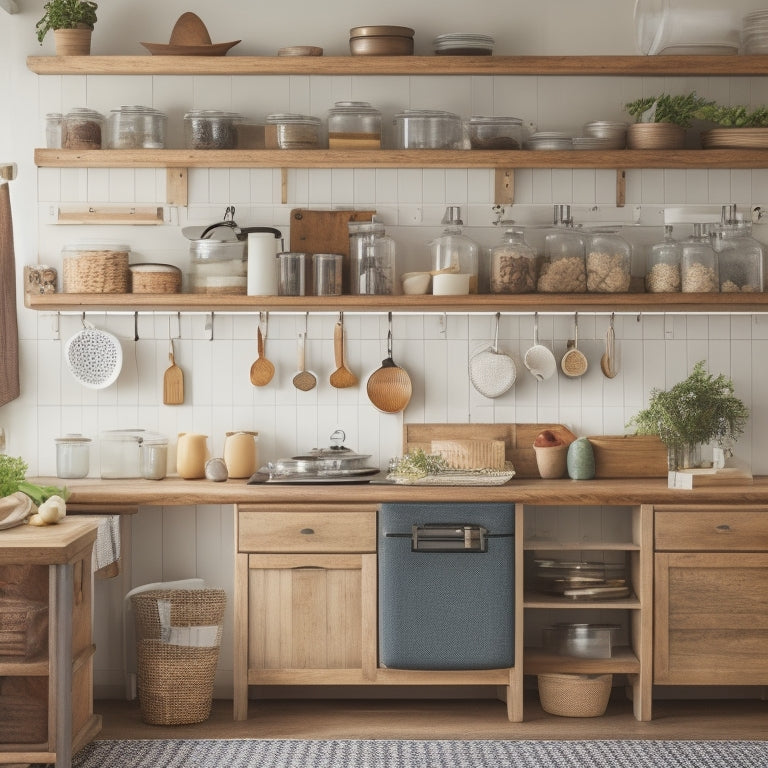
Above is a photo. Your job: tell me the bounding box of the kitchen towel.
[0,182,20,407]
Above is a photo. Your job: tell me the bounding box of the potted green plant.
[626,360,749,470]
[624,92,714,149]
[36,0,98,55]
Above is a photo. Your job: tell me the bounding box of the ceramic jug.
[176,432,209,479]
[224,431,259,479]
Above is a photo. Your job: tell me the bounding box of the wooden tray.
[403,423,576,479]
[587,435,668,478]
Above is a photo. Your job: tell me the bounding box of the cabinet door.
[654,552,768,685]
[246,553,376,684]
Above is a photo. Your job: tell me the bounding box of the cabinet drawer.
[238,504,376,553]
[655,507,768,551]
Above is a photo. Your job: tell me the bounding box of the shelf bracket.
[166,168,188,207]
[494,169,514,205]
[616,169,626,208]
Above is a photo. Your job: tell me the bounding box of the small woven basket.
[130,263,182,294]
[62,246,130,293]
[131,588,226,726]
[537,672,612,717]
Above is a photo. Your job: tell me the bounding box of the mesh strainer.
[469,312,516,398]
[65,318,123,389]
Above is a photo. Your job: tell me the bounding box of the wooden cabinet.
[0,517,101,768]
[233,504,377,720]
[654,505,768,686]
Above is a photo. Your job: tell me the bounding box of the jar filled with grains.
[184,110,243,149]
[646,225,682,293]
[62,108,105,149]
[585,229,631,293]
[265,113,322,149]
[538,205,587,293]
[490,227,538,293]
[681,224,719,293]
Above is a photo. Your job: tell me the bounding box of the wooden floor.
[94,694,768,741]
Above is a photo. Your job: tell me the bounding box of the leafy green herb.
[626,361,749,449]
[696,103,768,128]
[624,92,715,128]
[17,481,70,506]
[0,455,28,497]
[36,0,98,44]
[388,450,450,480]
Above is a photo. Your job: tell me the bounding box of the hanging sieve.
[469,312,516,398]
[64,317,123,389]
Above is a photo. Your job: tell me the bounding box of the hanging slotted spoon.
[561,312,589,378]
[292,328,317,391]
[469,312,516,398]
[163,337,184,405]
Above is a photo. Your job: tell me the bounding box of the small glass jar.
[538,205,587,293]
[45,112,63,149]
[490,228,538,293]
[62,108,105,149]
[646,225,682,293]
[681,224,719,292]
[139,436,168,480]
[313,253,343,296]
[265,113,322,149]
[189,239,247,294]
[393,109,462,149]
[55,434,91,479]
[184,110,242,149]
[467,116,523,149]
[429,206,479,293]
[278,252,307,296]
[327,101,381,148]
[586,229,632,293]
[107,105,167,149]
[349,222,395,295]
[712,220,763,293]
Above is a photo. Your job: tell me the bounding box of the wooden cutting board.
[403,423,577,479]
[587,435,668,478]
[289,209,375,294]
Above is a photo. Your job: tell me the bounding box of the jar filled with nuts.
[646,225,682,293]
[538,204,586,293]
[585,229,631,293]
[681,224,719,293]
[490,228,538,293]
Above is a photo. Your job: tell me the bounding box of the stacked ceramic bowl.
[433,33,495,55]
[349,26,414,56]
[742,9,768,53]
[574,121,628,150]
[526,131,573,150]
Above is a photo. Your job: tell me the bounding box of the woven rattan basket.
[62,244,130,293]
[537,672,612,717]
[130,263,182,294]
[131,588,226,725]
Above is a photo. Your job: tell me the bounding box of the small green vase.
[567,437,595,480]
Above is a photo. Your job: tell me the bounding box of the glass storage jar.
[586,229,632,293]
[107,105,167,149]
[681,223,719,292]
[313,253,343,296]
[139,435,168,480]
[278,252,307,296]
[189,239,247,294]
[265,113,322,149]
[393,109,462,149]
[711,213,763,293]
[348,222,395,295]
[490,227,538,293]
[184,110,242,149]
[538,205,587,293]
[467,116,523,149]
[62,108,105,149]
[45,112,62,149]
[55,434,91,479]
[327,101,381,148]
[430,206,479,293]
[646,225,682,293]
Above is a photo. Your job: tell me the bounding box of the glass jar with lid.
[327,101,381,149]
[711,205,763,293]
[490,227,537,293]
[55,434,91,479]
[681,223,719,292]
[62,108,105,149]
[393,109,462,149]
[45,112,63,149]
[349,221,396,295]
[107,105,167,149]
[184,110,242,149]
[586,228,632,293]
[430,206,480,293]
[467,116,523,149]
[646,225,682,293]
[189,239,247,294]
[265,113,322,149]
[537,205,587,293]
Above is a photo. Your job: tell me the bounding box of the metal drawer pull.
[715,524,731,532]
[300,528,315,535]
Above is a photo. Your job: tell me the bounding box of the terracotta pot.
[627,123,686,150]
[533,443,569,479]
[54,27,92,56]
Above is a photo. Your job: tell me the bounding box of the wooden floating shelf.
[24,292,768,314]
[524,646,640,675]
[26,54,768,77]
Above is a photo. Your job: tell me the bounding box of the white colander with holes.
[469,312,516,398]
[65,319,123,389]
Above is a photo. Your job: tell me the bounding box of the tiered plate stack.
[741,9,768,53]
[432,33,495,55]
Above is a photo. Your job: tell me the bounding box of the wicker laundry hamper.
[537,672,612,717]
[131,588,226,725]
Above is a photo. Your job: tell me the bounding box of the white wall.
[3,0,768,697]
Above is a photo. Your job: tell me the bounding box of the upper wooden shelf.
[25,54,768,77]
[33,148,768,170]
[23,292,768,314]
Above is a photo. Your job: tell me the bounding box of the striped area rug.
[72,738,768,767]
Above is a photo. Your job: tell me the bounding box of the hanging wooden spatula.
[163,338,184,405]
[329,314,357,389]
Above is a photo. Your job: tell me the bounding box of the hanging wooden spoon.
[163,337,184,405]
[329,314,357,389]
[601,314,618,379]
[250,325,275,387]
[292,330,317,391]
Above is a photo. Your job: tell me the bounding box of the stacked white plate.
[742,9,768,53]
[526,131,573,150]
[433,33,495,55]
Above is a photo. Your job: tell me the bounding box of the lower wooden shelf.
[524,646,640,675]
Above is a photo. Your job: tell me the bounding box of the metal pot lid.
[291,429,371,462]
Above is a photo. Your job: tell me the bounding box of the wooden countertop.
[35,475,768,507]
[0,514,99,564]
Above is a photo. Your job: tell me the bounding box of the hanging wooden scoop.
[250,325,275,386]
[329,315,357,389]
[366,313,412,413]
[163,338,184,405]
[601,317,618,379]
[292,331,317,391]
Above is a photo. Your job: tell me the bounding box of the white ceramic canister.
[176,433,209,479]
[247,232,279,295]
[224,431,259,478]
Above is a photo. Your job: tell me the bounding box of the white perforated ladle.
[524,312,557,381]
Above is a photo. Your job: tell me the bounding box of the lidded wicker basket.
[129,263,182,293]
[62,243,130,293]
[537,672,612,717]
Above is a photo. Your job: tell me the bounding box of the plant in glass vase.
[626,361,749,470]
[36,0,98,55]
